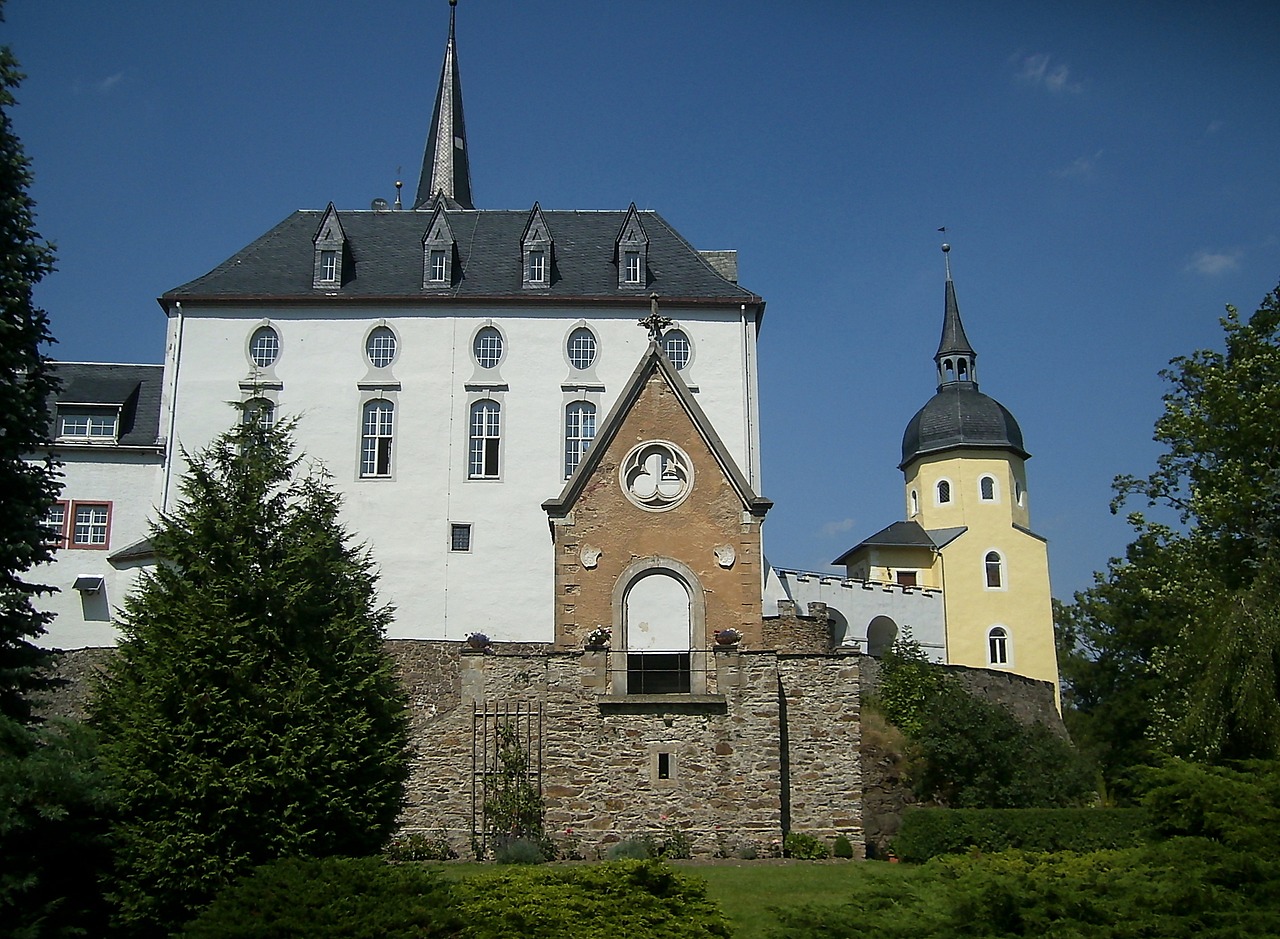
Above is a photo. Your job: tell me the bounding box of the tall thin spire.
[934,243,977,388]
[415,0,473,210]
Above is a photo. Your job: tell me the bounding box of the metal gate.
[471,700,543,856]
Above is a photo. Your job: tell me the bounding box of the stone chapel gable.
[543,342,772,655]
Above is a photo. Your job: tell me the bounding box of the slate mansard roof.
[900,384,1028,468]
[47,362,165,448]
[163,208,761,307]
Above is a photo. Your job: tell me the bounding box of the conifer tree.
[93,416,410,935]
[0,9,60,728]
[0,21,117,937]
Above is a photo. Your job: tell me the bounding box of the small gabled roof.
[313,203,346,244]
[422,203,455,244]
[831,520,969,566]
[521,202,552,246]
[47,362,164,448]
[614,202,649,252]
[543,342,771,519]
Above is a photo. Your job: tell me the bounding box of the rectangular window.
[468,401,501,478]
[657,752,672,780]
[44,502,68,546]
[450,523,472,552]
[58,411,118,440]
[429,249,447,282]
[896,570,918,587]
[564,402,596,478]
[71,502,110,549]
[360,401,394,478]
[625,250,641,284]
[527,250,545,283]
[321,249,338,282]
[626,653,691,695]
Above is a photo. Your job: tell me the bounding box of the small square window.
[450,523,472,552]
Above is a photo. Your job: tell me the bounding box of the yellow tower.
[899,245,1059,697]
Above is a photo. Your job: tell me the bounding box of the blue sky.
[7,1,1280,600]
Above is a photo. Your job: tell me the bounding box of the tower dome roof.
[900,384,1028,468]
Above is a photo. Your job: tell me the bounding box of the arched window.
[909,489,919,516]
[866,615,898,657]
[980,475,996,501]
[469,400,501,478]
[625,571,691,694]
[360,400,394,477]
[249,326,279,367]
[937,479,951,504]
[988,626,1010,666]
[985,551,1004,589]
[1015,479,1025,506]
[957,357,969,381]
[564,401,596,477]
[242,398,275,430]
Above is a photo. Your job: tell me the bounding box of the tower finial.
[942,241,952,281]
[415,0,473,209]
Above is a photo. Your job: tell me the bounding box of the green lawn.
[427,860,916,939]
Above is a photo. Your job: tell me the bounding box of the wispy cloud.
[820,518,857,538]
[95,72,126,94]
[1186,249,1242,276]
[1014,53,1083,94]
[1054,149,1103,178]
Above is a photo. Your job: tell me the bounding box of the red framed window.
[69,501,112,550]
[44,501,69,547]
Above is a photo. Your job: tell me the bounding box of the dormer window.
[422,206,456,288]
[312,203,348,289]
[615,203,649,289]
[521,203,553,290]
[58,408,118,441]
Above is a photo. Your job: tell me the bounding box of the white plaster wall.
[773,570,947,661]
[163,301,756,642]
[34,451,163,649]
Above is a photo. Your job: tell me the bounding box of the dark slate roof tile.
[165,209,759,303]
[48,363,164,447]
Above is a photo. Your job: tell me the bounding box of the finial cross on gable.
[639,293,672,341]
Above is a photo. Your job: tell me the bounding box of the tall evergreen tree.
[93,416,410,936]
[0,19,117,937]
[0,8,60,727]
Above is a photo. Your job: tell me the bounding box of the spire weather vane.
[639,293,672,341]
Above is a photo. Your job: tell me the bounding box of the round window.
[473,326,503,369]
[619,440,694,512]
[366,326,397,368]
[568,327,596,370]
[249,326,280,368]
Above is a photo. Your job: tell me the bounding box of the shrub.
[458,860,731,939]
[494,837,546,864]
[783,831,830,859]
[893,807,1148,862]
[833,834,855,858]
[607,837,653,860]
[384,829,458,862]
[178,856,462,938]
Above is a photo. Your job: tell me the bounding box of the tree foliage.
[875,636,1094,809]
[92,417,410,935]
[1058,285,1280,778]
[0,8,60,727]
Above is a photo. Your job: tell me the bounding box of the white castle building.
[33,3,1058,697]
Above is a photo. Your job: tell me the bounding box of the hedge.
[893,807,1148,861]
